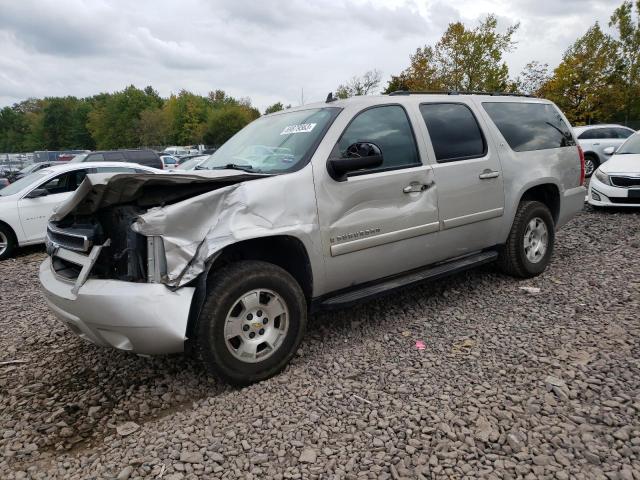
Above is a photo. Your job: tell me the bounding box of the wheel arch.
[518,183,561,225]
[184,235,313,346]
[0,219,19,244]
[583,150,600,163]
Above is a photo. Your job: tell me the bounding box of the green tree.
[390,15,519,92]
[513,61,550,96]
[87,85,163,149]
[137,107,169,146]
[335,70,382,98]
[264,102,284,114]
[540,23,621,124]
[204,105,258,146]
[609,0,640,123]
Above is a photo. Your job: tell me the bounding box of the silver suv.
[40,93,586,384]
[574,124,635,177]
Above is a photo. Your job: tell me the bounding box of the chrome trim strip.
[46,224,91,252]
[442,207,504,230]
[330,221,440,257]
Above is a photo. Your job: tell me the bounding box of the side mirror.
[327,142,384,181]
[25,188,49,199]
[603,146,616,155]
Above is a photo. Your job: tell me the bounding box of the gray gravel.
[1,205,639,479]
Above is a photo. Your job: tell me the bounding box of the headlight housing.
[594,168,611,186]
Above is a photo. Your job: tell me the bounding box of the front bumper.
[588,178,640,208]
[39,257,195,355]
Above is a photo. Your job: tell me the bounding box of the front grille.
[47,224,93,252]
[610,176,640,188]
[609,197,640,204]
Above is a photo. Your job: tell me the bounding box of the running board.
[316,250,498,310]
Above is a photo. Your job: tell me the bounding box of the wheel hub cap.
[523,217,548,263]
[224,289,289,363]
[0,231,8,256]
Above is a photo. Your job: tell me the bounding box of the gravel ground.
[1,205,639,480]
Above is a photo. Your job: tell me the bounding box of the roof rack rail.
[388,90,534,98]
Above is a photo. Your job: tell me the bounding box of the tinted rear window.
[483,102,575,152]
[420,103,486,162]
[126,150,158,161]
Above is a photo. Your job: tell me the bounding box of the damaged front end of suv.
[40,168,313,354]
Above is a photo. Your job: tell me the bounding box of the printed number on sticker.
[280,123,316,135]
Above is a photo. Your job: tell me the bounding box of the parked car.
[160,155,180,169]
[40,93,585,384]
[163,146,191,156]
[0,162,159,260]
[588,132,640,208]
[0,178,9,189]
[9,161,67,183]
[71,150,163,170]
[57,153,76,161]
[574,124,635,177]
[175,155,209,171]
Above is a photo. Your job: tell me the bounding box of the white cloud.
[0,0,626,111]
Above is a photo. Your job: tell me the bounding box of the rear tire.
[584,155,598,177]
[0,224,17,261]
[196,260,307,385]
[498,201,555,278]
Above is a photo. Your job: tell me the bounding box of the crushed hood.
[52,170,267,221]
[51,167,319,290]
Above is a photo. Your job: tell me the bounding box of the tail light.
[578,145,585,186]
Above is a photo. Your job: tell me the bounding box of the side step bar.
[316,250,498,310]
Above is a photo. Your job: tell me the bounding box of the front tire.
[0,224,17,261]
[498,201,555,278]
[196,260,307,385]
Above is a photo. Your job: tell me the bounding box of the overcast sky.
[0,0,623,112]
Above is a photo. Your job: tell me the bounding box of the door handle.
[403,183,432,193]
[479,171,500,180]
[593,143,600,146]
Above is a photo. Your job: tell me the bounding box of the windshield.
[616,133,640,154]
[199,107,340,173]
[0,172,49,196]
[19,163,40,175]
[177,156,209,170]
[69,153,88,163]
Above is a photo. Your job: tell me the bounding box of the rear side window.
[420,103,486,162]
[614,128,634,139]
[337,105,420,171]
[577,129,599,140]
[125,150,162,168]
[483,102,576,152]
[104,152,125,161]
[85,153,104,162]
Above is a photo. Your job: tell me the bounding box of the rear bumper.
[39,257,195,354]
[557,186,587,228]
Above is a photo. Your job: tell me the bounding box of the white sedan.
[588,132,640,208]
[0,162,159,260]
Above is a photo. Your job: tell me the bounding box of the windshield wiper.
[212,163,258,173]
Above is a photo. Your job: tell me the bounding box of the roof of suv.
[270,92,551,115]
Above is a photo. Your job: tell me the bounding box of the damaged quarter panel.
[131,166,323,291]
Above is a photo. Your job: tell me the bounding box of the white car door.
[18,169,90,242]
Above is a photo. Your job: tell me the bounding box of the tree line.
[0,87,273,153]
[0,0,638,153]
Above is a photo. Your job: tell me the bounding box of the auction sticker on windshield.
[280,123,316,135]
